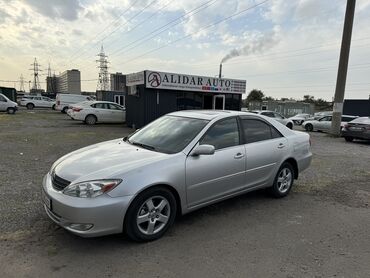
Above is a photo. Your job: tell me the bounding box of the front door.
[213,95,225,110]
[186,117,246,208]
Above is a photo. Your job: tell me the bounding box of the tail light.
[344,124,349,129]
[73,107,83,112]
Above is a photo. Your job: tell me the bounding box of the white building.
[56,69,81,94]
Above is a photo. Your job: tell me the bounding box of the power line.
[69,0,142,61]
[109,0,219,57]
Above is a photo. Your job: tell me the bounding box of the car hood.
[53,139,168,183]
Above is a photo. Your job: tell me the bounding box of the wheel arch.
[85,113,98,122]
[127,183,183,218]
[283,157,299,179]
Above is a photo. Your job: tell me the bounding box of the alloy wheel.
[136,196,170,235]
[277,168,293,194]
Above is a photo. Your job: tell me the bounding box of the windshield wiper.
[130,141,156,151]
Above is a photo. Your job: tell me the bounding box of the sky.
[0,0,370,101]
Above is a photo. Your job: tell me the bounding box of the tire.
[85,114,97,125]
[61,107,68,114]
[52,104,56,110]
[7,107,16,114]
[286,123,293,129]
[305,124,313,132]
[124,186,177,242]
[26,103,34,110]
[345,136,353,142]
[269,162,294,198]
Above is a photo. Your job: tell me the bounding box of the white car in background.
[0,93,18,114]
[289,113,312,125]
[68,101,126,125]
[66,101,94,117]
[251,110,294,129]
[20,96,55,110]
[302,115,358,132]
[55,94,93,113]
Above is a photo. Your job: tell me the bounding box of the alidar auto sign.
[145,70,246,94]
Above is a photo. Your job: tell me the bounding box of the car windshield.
[127,115,209,154]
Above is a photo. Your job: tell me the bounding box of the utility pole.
[29,58,42,91]
[96,45,110,91]
[331,0,356,136]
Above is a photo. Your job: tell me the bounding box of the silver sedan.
[42,110,312,241]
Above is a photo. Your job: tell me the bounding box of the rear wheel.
[305,124,313,132]
[85,114,97,125]
[345,136,354,142]
[61,106,68,113]
[7,107,16,114]
[52,104,56,110]
[269,162,294,198]
[124,187,177,242]
[26,103,34,110]
[286,122,293,129]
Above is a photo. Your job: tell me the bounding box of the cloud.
[23,0,84,21]
[0,9,11,24]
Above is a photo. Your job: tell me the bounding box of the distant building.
[56,69,81,94]
[110,72,126,92]
[248,100,314,117]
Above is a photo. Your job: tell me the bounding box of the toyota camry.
[42,110,312,241]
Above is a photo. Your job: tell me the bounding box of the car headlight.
[63,179,122,198]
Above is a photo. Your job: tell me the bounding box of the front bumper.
[42,173,133,237]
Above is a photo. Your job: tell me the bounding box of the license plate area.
[42,190,52,211]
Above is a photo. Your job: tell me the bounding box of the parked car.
[66,100,94,118]
[341,117,370,142]
[20,95,55,110]
[68,101,126,125]
[0,93,18,114]
[302,115,358,132]
[42,110,312,241]
[251,110,294,129]
[55,94,93,113]
[289,113,312,125]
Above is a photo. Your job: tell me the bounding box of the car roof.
[168,110,257,120]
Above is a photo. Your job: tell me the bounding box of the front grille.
[52,174,71,191]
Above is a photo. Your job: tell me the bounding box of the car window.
[200,117,240,150]
[0,95,6,102]
[42,97,48,101]
[319,116,331,122]
[108,103,122,110]
[94,103,109,109]
[242,119,282,144]
[261,112,275,117]
[274,113,284,119]
[342,116,355,122]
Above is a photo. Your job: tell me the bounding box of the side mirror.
[191,144,215,156]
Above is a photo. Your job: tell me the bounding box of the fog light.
[69,223,93,231]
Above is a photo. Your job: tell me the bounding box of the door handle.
[278,143,285,149]
[234,153,245,159]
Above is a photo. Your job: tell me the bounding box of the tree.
[247,89,264,102]
[303,95,315,103]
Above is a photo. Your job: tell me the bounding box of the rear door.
[316,116,332,131]
[241,117,288,188]
[185,117,246,208]
[92,103,110,122]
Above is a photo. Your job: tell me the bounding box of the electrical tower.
[19,74,25,92]
[29,58,42,90]
[96,45,110,91]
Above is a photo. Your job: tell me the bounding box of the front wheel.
[124,187,177,242]
[7,107,16,114]
[269,162,294,198]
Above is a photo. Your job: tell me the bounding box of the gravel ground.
[0,109,369,278]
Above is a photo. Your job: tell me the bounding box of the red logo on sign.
[148,72,161,87]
